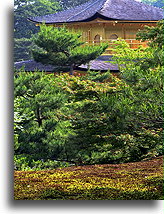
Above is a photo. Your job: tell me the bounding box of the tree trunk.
[36,107,42,127]
[69,64,74,75]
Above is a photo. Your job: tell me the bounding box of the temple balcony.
[82,39,148,55]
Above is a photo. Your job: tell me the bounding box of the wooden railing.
[82,39,148,55]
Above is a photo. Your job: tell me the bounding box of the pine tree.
[136,20,164,67]
[32,25,108,74]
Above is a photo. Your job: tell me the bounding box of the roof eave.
[28,18,160,25]
[28,13,120,25]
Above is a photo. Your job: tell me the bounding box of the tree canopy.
[14,0,61,62]
[136,20,164,67]
[141,0,164,8]
[58,0,88,9]
[14,20,163,168]
[14,0,61,38]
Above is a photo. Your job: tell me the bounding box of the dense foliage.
[136,20,164,67]
[14,0,61,39]
[141,0,164,8]
[14,72,69,169]
[14,38,33,62]
[14,0,61,61]
[14,20,163,170]
[59,0,88,9]
[14,67,163,169]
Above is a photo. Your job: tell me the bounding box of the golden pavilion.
[29,0,163,54]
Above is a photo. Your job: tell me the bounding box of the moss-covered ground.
[14,156,163,200]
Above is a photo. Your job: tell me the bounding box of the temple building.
[29,0,163,54]
[15,0,163,72]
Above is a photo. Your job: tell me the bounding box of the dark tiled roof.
[14,60,56,72]
[29,0,106,24]
[78,60,119,71]
[29,0,163,23]
[14,58,119,72]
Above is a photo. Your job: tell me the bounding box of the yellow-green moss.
[14,156,163,200]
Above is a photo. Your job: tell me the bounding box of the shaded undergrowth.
[14,156,163,200]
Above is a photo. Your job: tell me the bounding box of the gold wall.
[65,20,156,42]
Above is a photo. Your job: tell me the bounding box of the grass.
[14,156,163,200]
